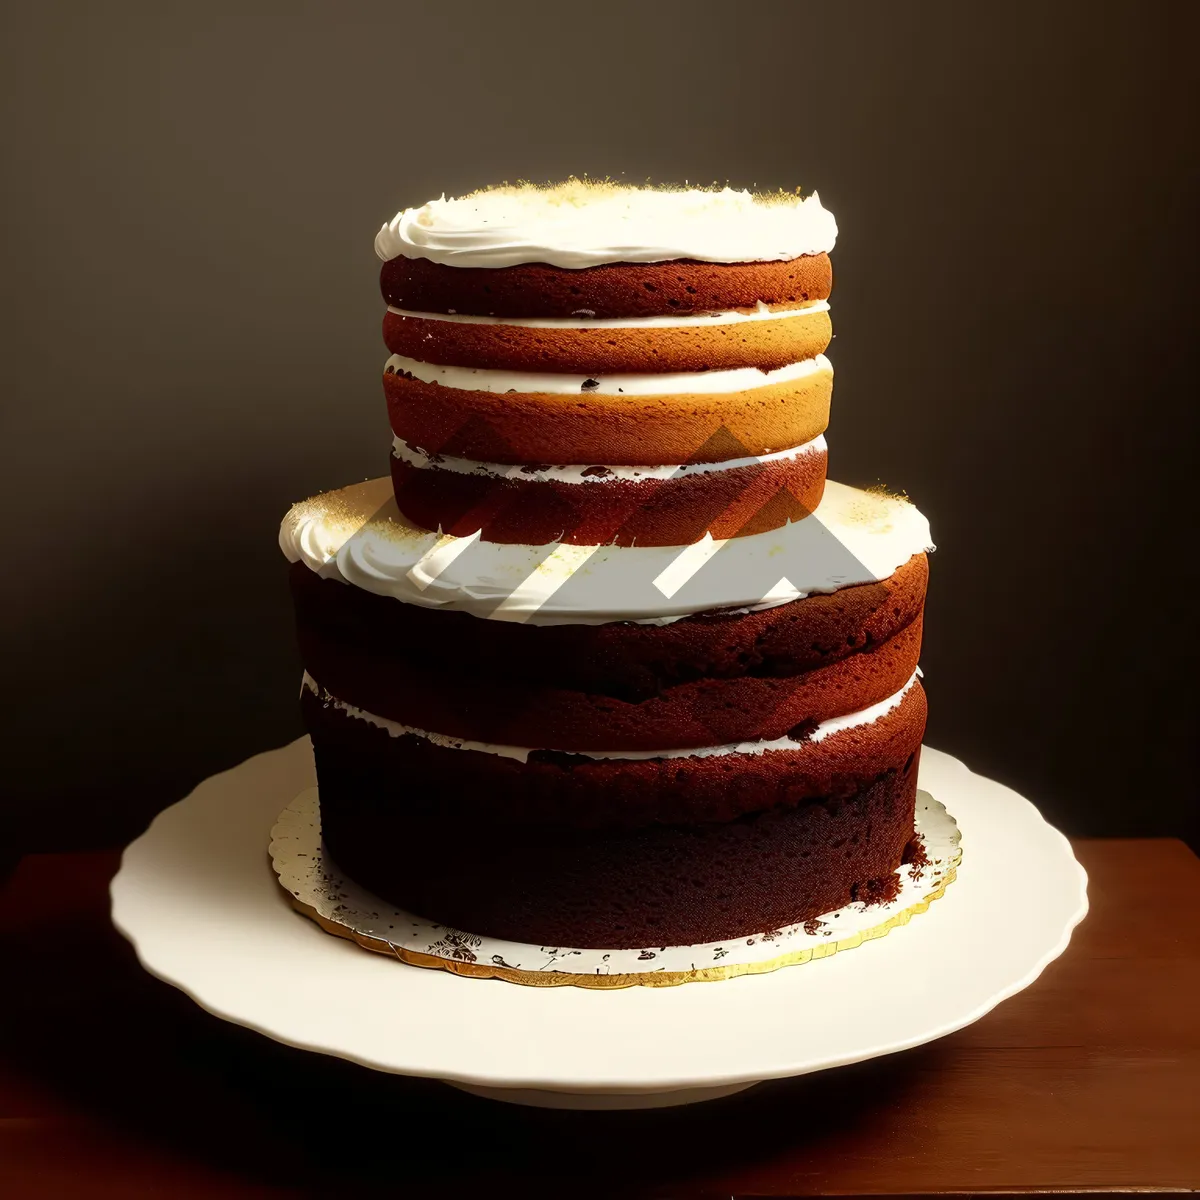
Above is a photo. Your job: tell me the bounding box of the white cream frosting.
[392,434,826,485]
[386,352,830,396]
[279,477,933,627]
[301,671,918,764]
[375,184,838,268]
[385,299,830,330]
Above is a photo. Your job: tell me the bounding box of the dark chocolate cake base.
[317,748,919,950]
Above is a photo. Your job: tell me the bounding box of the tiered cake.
[281,183,934,950]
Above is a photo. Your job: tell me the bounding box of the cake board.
[110,738,1088,1109]
[268,787,962,988]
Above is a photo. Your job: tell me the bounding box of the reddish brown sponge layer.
[388,444,827,546]
[298,613,921,752]
[383,366,832,466]
[381,304,832,375]
[380,254,833,319]
[288,553,928,702]
[308,687,924,947]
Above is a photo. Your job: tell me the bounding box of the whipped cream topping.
[392,434,826,485]
[386,299,830,330]
[279,477,933,627]
[302,671,919,763]
[375,183,838,269]
[385,352,830,396]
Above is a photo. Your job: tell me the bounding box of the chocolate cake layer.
[383,365,832,465]
[380,254,833,319]
[381,303,832,375]
[288,552,928,700]
[388,440,827,546]
[298,613,920,752]
[307,682,925,947]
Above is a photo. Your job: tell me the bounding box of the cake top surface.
[375,181,838,270]
[279,478,931,627]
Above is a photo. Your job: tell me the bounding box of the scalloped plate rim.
[110,739,1088,1095]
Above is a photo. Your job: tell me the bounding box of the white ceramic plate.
[110,739,1087,1108]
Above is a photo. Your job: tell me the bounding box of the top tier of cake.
[377,183,838,548]
[375,182,838,268]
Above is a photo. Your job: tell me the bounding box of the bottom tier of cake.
[302,677,926,949]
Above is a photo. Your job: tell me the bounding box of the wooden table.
[1,840,1197,1197]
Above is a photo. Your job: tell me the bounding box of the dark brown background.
[1,0,1196,854]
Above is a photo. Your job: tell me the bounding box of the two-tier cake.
[280,182,934,950]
